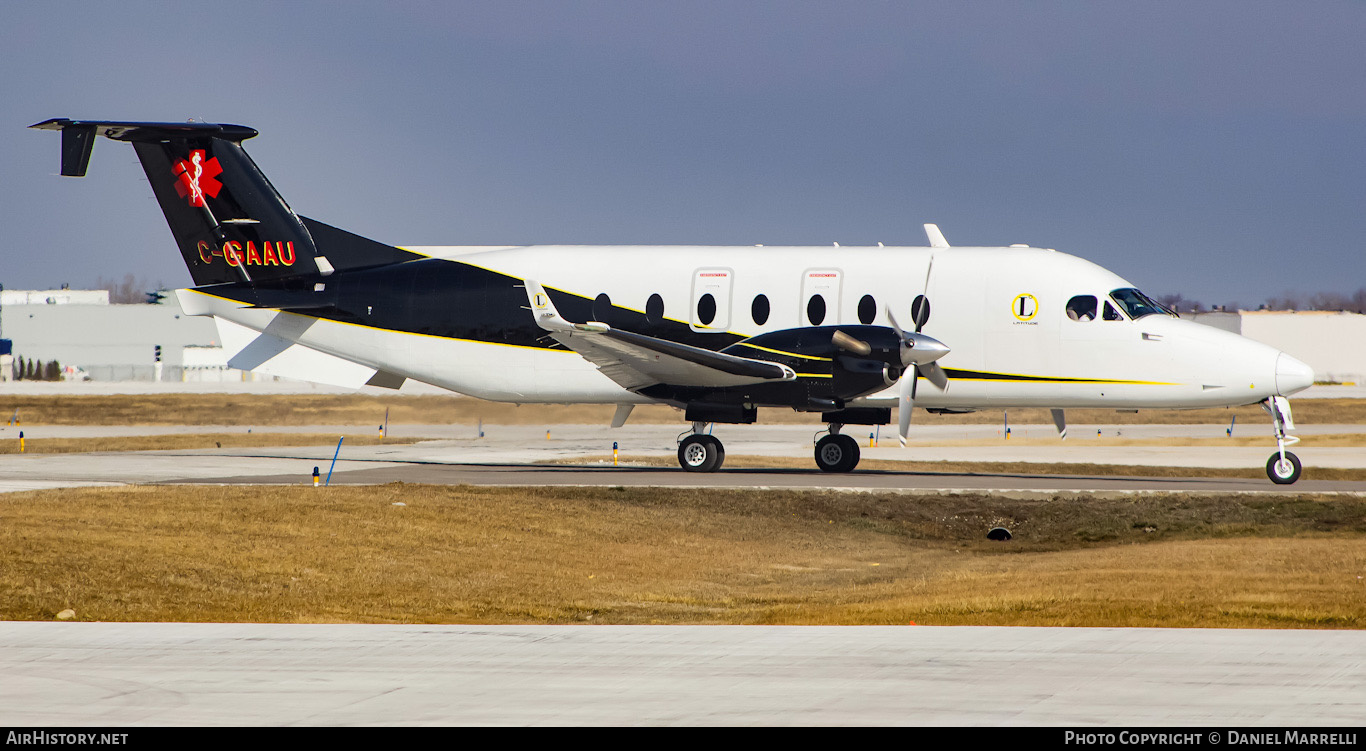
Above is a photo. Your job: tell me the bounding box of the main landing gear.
[1262,396,1302,485]
[814,424,860,473]
[674,422,865,473]
[677,422,726,472]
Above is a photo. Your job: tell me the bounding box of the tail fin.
[31,119,419,286]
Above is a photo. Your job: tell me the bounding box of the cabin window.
[697,293,717,326]
[911,295,931,328]
[1066,295,1097,321]
[807,295,826,325]
[751,294,770,325]
[1103,301,1124,321]
[857,294,876,325]
[646,293,665,324]
[593,293,612,323]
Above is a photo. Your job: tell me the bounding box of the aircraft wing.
[523,280,795,391]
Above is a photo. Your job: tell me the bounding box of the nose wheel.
[814,427,861,473]
[1262,397,1303,484]
[1266,452,1302,485]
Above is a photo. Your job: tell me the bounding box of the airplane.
[32,118,1316,483]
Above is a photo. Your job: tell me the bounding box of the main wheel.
[1266,451,1302,484]
[814,434,861,473]
[678,435,724,473]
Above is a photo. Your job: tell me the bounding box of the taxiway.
[3,622,1362,725]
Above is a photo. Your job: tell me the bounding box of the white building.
[2,289,217,381]
[0,289,110,306]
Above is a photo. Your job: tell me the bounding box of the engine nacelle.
[721,325,905,403]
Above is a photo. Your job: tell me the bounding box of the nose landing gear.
[814,423,861,473]
[1262,396,1302,484]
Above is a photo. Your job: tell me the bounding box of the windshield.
[1109,288,1175,319]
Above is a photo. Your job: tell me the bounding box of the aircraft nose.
[1276,353,1314,396]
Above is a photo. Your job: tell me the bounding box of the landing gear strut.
[677,422,725,472]
[814,424,861,473]
[1262,396,1302,485]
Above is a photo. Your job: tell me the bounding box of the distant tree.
[1157,293,1204,314]
[12,357,21,381]
[1263,288,1366,312]
[94,274,167,304]
[25,359,36,380]
[1264,293,1303,311]
[43,360,60,381]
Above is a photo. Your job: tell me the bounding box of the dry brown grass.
[0,433,419,455]
[3,394,1365,427]
[2,484,1362,627]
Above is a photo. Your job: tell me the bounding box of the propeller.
[887,306,950,446]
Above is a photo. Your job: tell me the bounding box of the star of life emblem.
[172,149,223,207]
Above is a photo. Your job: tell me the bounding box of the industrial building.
[0,289,237,382]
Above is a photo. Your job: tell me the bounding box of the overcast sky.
[3,1,1363,307]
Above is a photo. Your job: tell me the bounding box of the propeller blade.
[898,368,915,446]
[886,307,907,341]
[831,330,872,356]
[921,361,949,390]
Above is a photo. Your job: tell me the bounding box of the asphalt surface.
[200,460,1366,494]
[3,623,1362,726]
[2,423,1364,494]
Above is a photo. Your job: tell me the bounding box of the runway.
[3,622,1362,725]
[199,460,1366,494]
[1,423,1365,494]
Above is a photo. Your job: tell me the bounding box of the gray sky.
[4,1,1363,307]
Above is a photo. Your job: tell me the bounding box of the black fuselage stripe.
[210,257,743,352]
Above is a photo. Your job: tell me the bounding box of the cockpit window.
[1109,288,1175,319]
[1065,295,1097,321]
[1103,300,1124,321]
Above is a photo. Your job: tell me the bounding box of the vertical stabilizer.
[31,119,422,287]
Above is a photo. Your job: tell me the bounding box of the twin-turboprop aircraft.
[33,118,1315,483]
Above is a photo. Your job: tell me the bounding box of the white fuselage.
[186,243,1313,411]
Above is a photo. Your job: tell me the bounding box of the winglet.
[523,279,609,333]
[924,224,950,248]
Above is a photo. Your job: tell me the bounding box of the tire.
[1266,451,1302,484]
[678,435,723,473]
[815,434,860,473]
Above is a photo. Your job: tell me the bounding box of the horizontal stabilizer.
[214,317,378,389]
[30,118,258,142]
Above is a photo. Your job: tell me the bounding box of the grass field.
[2,484,1362,628]
[3,393,1366,427]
